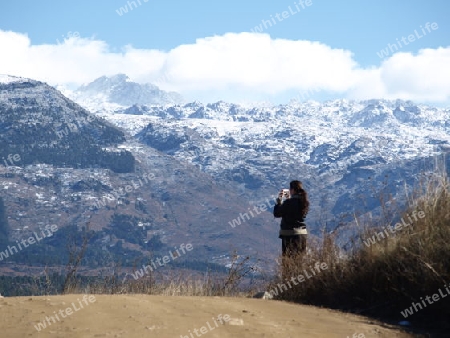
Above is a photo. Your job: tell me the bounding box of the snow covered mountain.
[66,77,450,239]
[0,74,133,172]
[6,72,450,256]
[69,74,184,111]
[4,73,449,275]
[0,75,278,274]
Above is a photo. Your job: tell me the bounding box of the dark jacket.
[273,194,307,233]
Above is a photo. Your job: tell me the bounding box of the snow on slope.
[0,74,28,84]
[64,75,450,235]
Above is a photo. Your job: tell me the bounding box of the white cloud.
[379,48,450,102]
[0,30,449,105]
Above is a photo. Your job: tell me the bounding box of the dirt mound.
[0,294,411,337]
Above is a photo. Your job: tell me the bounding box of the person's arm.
[273,191,284,218]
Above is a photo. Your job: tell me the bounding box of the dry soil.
[0,294,413,338]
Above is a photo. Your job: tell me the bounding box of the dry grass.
[67,252,262,298]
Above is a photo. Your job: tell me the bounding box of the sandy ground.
[0,294,413,338]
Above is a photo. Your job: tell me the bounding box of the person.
[273,180,310,257]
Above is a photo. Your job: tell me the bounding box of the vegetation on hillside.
[0,105,135,173]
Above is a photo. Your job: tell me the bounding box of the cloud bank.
[0,30,449,105]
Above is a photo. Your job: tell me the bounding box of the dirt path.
[0,294,412,337]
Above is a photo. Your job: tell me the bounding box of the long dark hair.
[290,180,309,217]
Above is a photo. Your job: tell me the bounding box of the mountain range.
[1,73,450,276]
[0,75,275,276]
[67,76,450,232]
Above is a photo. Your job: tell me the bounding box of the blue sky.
[0,0,449,105]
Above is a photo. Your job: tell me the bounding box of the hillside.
[0,75,278,276]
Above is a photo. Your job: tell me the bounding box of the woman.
[273,180,309,256]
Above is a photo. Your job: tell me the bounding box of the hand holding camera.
[277,189,290,204]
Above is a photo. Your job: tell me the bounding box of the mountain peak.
[78,74,131,92]
[74,74,184,107]
[109,73,129,82]
[0,74,28,84]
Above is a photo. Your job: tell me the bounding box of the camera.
[282,189,290,198]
